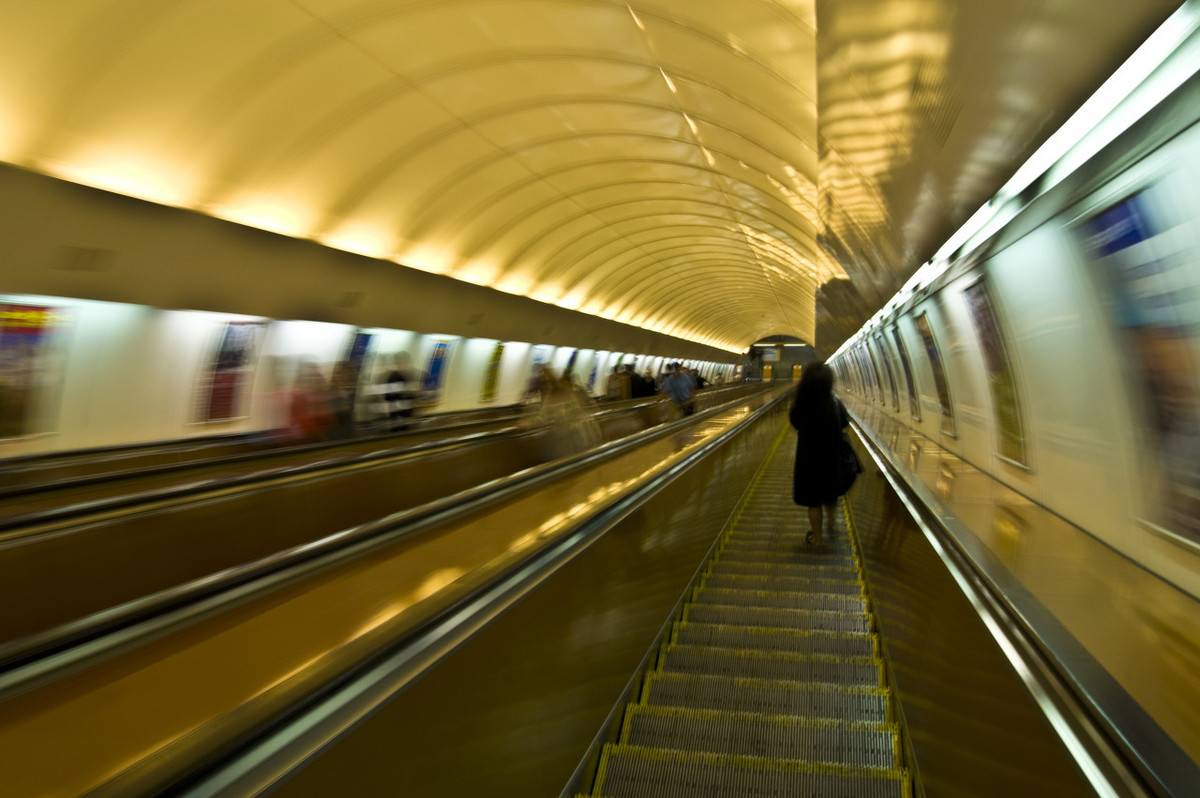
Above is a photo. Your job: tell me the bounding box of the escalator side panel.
[0,435,544,645]
[844,436,1095,797]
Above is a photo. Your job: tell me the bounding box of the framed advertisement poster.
[0,304,65,439]
[964,279,1027,465]
[1079,189,1200,543]
[422,340,454,403]
[914,313,955,436]
[198,321,263,422]
[481,342,504,402]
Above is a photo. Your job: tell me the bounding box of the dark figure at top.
[790,362,857,545]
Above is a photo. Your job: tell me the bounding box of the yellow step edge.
[639,670,893,700]
[679,603,878,629]
[695,587,869,605]
[657,643,886,685]
[672,621,882,658]
[596,743,912,793]
[697,573,867,593]
[625,703,900,737]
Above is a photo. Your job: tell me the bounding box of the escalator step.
[622,705,901,769]
[594,744,910,798]
[672,622,877,659]
[658,644,883,687]
[700,572,863,596]
[640,672,892,724]
[683,603,873,634]
[692,587,867,615]
[715,537,859,556]
[708,560,859,580]
[716,549,858,569]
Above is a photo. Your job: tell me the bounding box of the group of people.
[605,362,712,419]
[267,353,421,445]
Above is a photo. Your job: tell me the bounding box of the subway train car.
[828,12,1200,777]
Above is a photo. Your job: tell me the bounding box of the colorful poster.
[481,342,504,402]
[964,280,1027,465]
[1080,189,1200,541]
[344,330,373,371]
[422,340,454,402]
[0,304,62,438]
[587,355,600,392]
[199,321,263,422]
[914,313,955,436]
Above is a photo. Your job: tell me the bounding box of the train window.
[890,325,921,421]
[914,313,955,436]
[873,334,900,412]
[964,279,1028,465]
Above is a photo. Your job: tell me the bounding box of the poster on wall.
[964,280,1027,465]
[1079,188,1200,542]
[481,342,505,403]
[588,354,600,392]
[914,313,955,436]
[198,321,264,422]
[422,340,454,404]
[343,330,373,372]
[890,326,921,421]
[0,304,65,439]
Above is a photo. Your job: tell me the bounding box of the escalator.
[576,431,912,796]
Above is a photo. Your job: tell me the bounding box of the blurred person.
[790,362,861,545]
[525,366,598,460]
[375,352,417,432]
[288,362,334,443]
[328,361,359,440]
[601,365,618,400]
[256,355,292,445]
[662,362,696,419]
[627,363,654,398]
[642,368,659,394]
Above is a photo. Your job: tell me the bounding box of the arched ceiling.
[0,0,1182,356]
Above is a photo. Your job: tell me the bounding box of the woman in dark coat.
[790,362,856,544]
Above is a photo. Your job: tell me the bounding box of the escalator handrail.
[0,384,757,528]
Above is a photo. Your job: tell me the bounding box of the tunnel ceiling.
[0,0,1182,357]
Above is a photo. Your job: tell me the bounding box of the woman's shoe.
[805,530,820,545]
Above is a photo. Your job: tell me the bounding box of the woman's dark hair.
[793,362,839,435]
[796,362,834,401]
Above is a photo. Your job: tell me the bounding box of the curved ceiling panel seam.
[487,197,817,281]
[400,122,818,241]
[317,91,817,232]
[512,216,811,289]
[446,155,820,263]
